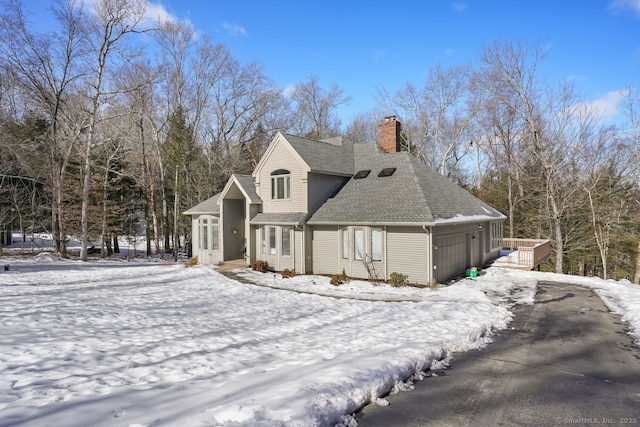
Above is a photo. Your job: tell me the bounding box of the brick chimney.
[378,116,402,153]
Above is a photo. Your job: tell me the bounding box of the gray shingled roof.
[283,134,353,175]
[183,193,221,215]
[307,144,504,224]
[250,212,308,225]
[232,174,262,203]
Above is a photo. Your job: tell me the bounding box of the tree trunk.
[634,241,640,284]
[100,162,110,257]
[173,165,179,261]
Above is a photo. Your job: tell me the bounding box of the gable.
[252,133,310,179]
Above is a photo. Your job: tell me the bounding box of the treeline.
[0,0,639,281]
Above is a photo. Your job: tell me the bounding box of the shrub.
[330,274,342,286]
[186,256,198,267]
[252,260,269,273]
[389,272,409,287]
[282,268,296,278]
[339,268,348,282]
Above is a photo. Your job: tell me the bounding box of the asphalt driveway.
[357,281,640,426]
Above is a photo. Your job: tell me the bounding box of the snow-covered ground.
[1,246,639,426]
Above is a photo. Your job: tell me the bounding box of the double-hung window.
[271,169,290,200]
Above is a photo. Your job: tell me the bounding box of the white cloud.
[608,0,640,16]
[80,0,179,27]
[452,2,468,12]
[576,90,627,122]
[283,84,295,98]
[444,48,454,57]
[223,21,248,37]
[145,2,178,25]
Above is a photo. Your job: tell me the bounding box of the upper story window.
[271,169,290,200]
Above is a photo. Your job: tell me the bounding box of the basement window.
[353,170,371,179]
[378,167,396,177]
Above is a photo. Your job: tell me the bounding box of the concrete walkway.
[357,281,640,426]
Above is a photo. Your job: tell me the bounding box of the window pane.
[269,227,276,255]
[277,177,285,199]
[371,228,382,261]
[342,228,349,259]
[285,176,290,198]
[261,227,266,255]
[212,225,219,250]
[354,229,364,261]
[202,225,208,250]
[271,177,276,199]
[282,226,291,256]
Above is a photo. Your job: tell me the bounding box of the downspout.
[384,225,388,282]
[423,225,433,285]
[295,224,302,274]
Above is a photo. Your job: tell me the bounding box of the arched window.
[271,169,290,200]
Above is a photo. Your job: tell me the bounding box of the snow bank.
[0,262,510,426]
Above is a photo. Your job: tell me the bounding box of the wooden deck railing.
[502,238,551,270]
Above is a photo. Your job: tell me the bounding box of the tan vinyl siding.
[386,226,430,285]
[311,225,339,275]
[257,142,307,213]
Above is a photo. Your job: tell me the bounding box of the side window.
[354,228,364,261]
[200,218,208,250]
[342,227,349,260]
[371,227,383,261]
[270,169,290,200]
[212,225,219,251]
[269,226,277,255]
[282,226,291,256]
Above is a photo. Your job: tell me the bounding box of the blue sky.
[25,0,640,124]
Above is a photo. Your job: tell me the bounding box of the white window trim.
[341,227,349,260]
[270,173,291,200]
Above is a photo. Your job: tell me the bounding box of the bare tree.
[290,75,351,139]
[0,0,86,257]
[117,60,163,255]
[345,109,386,144]
[78,0,148,261]
[378,63,478,177]
[619,86,640,282]
[476,39,596,273]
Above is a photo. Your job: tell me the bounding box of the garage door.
[435,234,467,283]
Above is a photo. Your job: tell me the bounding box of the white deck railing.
[502,238,551,269]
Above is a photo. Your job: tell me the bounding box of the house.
[184,116,506,284]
